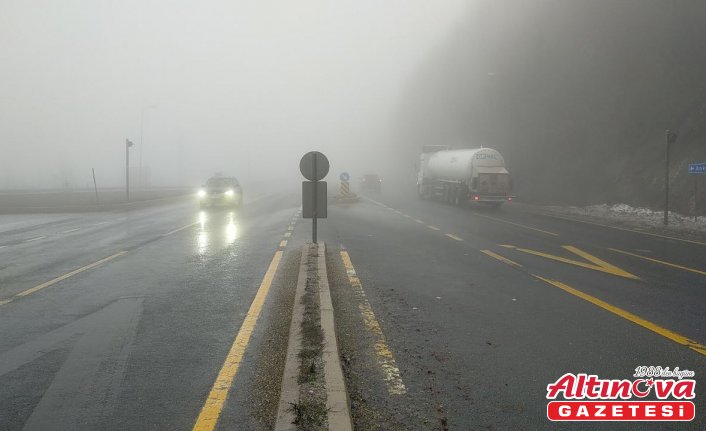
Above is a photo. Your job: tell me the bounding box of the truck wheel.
[454,190,463,207]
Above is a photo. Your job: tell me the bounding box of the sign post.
[688,162,706,222]
[300,151,329,243]
[664,130,678,225]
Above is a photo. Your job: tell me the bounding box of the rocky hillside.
[396,0,706,213]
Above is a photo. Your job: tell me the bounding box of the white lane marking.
[288,226,294,231]
[445,233,463,241]
[427,225,440,231]
[284,232,292,238]
[279,240,288,247]
[0,251,129,306]
[93,221,109,226]
[25,236,46,242]
[61,228,81,234]
[414,219,424,224]
[162,222,199,237]
[0,245,7,250]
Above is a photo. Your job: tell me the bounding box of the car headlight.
[225,189,235,197]
[198,189,206,198]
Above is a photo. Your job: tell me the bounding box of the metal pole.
[695,175,698,222]
[664,130,670,226]
[139,110,144,188]
[312,154,317,243]
[92,168,99,204]
[126,140,130,202]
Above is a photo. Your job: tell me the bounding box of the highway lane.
[2,186,704,430]
[0,190,303,430]
[322,193,706,430]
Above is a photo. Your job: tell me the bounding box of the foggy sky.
[0,0,468,189]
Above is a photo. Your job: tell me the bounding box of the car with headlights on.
[360,173,382,193]
[197,176,243,208]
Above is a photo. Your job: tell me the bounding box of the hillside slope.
[397,0,706,212]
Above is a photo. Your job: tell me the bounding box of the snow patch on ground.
[544,203,706,233]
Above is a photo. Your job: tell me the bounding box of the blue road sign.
[688,163,706,174]
[340,172,350,181]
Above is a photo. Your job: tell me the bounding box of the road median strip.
[275,243,353,431]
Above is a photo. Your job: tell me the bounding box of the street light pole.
[139,105,157,188]
[126,139,134,202]
[663,129,677,225]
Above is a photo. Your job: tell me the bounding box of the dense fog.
[3,1,705,213]
[0,1,466,190]
[397,0,706,210]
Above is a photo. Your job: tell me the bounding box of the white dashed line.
[25,236,46,242]
[61,228,81,234]
[427,225,440,231]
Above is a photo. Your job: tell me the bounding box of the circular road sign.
[300,151,330,181]
[339,172,350,182]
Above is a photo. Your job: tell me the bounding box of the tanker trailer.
[417,146,513,208]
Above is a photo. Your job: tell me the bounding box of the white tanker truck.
[417,145,513,208]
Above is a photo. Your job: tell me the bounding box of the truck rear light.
[507,197,512,201]
[473,196,480,201]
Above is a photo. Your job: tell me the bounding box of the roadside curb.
[274,243,353,431]
[274,246,310,431]
[317,242,353,431]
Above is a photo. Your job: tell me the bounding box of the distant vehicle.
[417,145,513,208]
[197,176,243,209]
[360,174,382,193]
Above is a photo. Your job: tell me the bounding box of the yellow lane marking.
[539,212,706,246]
[445,233,463,241]
[284,232,291,238]
[340,250,407,395]
[608,248,706,276]
[193,250,283,431]
[0,251,128,305]
[533,275,706,356]
[427,225,440,231]
[163,221,199,237]
[505,245,639,280]
[481,250,523,267]
[471,212,559,236]
[279,240,288,247]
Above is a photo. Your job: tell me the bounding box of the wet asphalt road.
[0,186,705,430]
[0,190,303,430]
[321,192,706,430]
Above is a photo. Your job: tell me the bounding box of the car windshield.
[206,178,237,188]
